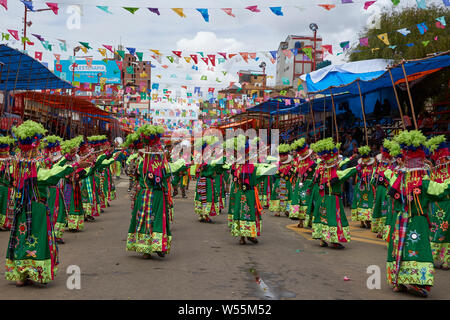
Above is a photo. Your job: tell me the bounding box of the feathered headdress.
[393,130,429,168]
[0,136,14,156]
[137,125,164,147]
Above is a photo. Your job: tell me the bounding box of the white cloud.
[176,32,245,53]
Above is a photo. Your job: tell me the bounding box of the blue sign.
[54,60,121,84]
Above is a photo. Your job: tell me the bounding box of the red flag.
[322,45,333,55]
[103,44,114,53]
[318,4,336,10]
[7,29,19,40]
[55,64,62,72]
[190,54,198,64]
[116,61,123,70]
[207,54,216,66]
[239,52,249,63]
[46,2,59,15]
[218,52,227,60]
[201,57,209,65]
[0,0,7,10]
[35,51,43,61]
[208,87,215,93]
[228,53,237,59]
[172,50,182,58]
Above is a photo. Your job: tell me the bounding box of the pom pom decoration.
[0,135,14,155]
[393,130,429,160]
[137,125,165,147]
[278,143,291,155]
[426,135,449,162]
[11,120,47,151]
[311,138,340,164]
[358,145,371,157]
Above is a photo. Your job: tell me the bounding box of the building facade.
[275,35,323,87]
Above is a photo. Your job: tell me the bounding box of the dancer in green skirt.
[384,130,450,297]
[5,121,89,286]
[426,135,450,270]
[289,138,316,227]
[126,125,173,259]
[0,136,14,231]
[269,144,293,217]
[351,146,376,229]
[309,138,357,249]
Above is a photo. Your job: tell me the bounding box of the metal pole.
[329,88,339,143]
[400,62,418,130]
[313,30,317,72]
[388,68,406,130]
[356,80,369,145]
[322,95,326,139]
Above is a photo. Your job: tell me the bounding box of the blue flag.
[269,7,283,16]
[196,9,209,22]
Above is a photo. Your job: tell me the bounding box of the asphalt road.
[0,176,449,300]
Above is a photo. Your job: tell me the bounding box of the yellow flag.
[371,48,380,53]
[377,33,389,45]
[150,49,162,56]
[171,8,186,17]
[80,46,88,54]
[184,57,192,63]
[156,75,162,79]
[140,72,148,78]
[98,48,107,57]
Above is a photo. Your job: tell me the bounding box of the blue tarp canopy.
[246,96,305,114]
[303,52,450,95]
[302,59,390,93]
[0,45,73,90]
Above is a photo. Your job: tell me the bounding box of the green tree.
[349,5,449,62]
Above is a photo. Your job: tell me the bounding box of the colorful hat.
[43,135,62,155]
[393,130,429,168]
[0,136,14,157]
[278,143,291,155]
[291,138,310,157]
[123,132,142,150]
[426,135,449,164]
[311,138,341,165]
[381,139,393,160]
[383,139,401,159]
[87,135,108,148]
[12,120,47,151]
[137,125,164,147]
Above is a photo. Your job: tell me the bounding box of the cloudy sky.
[0,0,444,93]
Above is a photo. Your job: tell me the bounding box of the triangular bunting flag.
[196,8,209,22]
[172,8,186,17]
[416,0,426,9]
[246,5,261,12]
[54,53,60,63]
[79,42,92,49]
[221,8,235,17]
[229,53,237,59]
[123,7,139,14]
[0,0,7,10]
[184,57,192,63]
[302,48,313,60]
[167,56,174,63]
[207,54,216,66]
[364,1,377,9]
[318,4,336,10]
[98,48,107,57]
[422,40,430,46]
[97,6,112,14]
[117,50,125,60]
[150,49,162,56]
[359,37,369,47]
[126,47,136,56]
[340,41,350,50]
[391,0,400,5]
[377,33,390,45]
[416,22,428,34]
[269,6,283,16]
[190,54,198,64]
[218,52,227,60]
[397,28,411,36]
[7,29,19,41]
[322,45,333,55]
[103,45,113,53]
[136,52,143,61]
[239,52,249,63]
[201,57,209,65]
[148,8,160,15]
[172,51,182,58]
[46,2,59,15]
[35,51,42,61]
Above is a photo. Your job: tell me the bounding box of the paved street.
[0,177,449,300]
